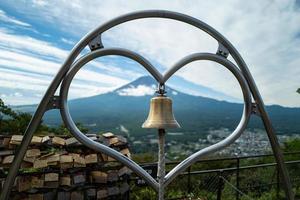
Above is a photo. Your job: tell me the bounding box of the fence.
[131,152,300,199]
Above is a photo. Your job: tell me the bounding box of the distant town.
[130,128,300,160]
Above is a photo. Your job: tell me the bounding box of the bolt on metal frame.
[0,10,294,200]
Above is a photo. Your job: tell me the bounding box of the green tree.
[284,138,300,152]
[0,98,17,119]
[0,98,48,135]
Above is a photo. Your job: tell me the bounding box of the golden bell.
[142,96,180,129]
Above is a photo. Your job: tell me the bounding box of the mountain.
[15,76,300,141]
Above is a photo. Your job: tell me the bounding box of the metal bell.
[142,96,181,129]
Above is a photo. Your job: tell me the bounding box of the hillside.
[14,76,300,141]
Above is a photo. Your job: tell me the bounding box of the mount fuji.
[15,76,300,141]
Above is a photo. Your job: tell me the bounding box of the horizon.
[1,1,300,107]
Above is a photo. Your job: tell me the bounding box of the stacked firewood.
[0,133,131,200]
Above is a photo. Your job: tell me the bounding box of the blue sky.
[0,0,299,107]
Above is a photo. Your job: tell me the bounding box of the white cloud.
[0,48,128,86]
[0,28,68,60]
[13,92,23,97]
[61,37,75,45]
[0,9,31,27]
[117,84,155,96]
[0,28,139,104]
[0,68,115,104]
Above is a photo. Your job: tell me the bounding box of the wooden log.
[99,153,108,162]
[118,166,131,177]
[86,188,96,198]
[107,170,119,182]
[97,189,108,199]
[60,155,73,163]
[42,153,59,167]
[90,171,107,183]
[23,156,36,163]
[47,161,58,166]
[46,153,60,163]
[39,152,54,159]
[108,186,120,196]
[10,135,23,145]
[41,136,50,143]
[31,136,42,145]
[17,176,31,192]
[26,149,41,157]
[85,154,98,164]
[2,155,14,164]
[45,173,59,182]
[31,176,44,188]
[115,135,128,146]
[60,154,73,169]
[2,138,10,147]
[0,150,14,156]
[102,132,114,138]
[44,181,59,188]
[70,153,80,158]
[8,143,15,149]
[43,191,56,200]
[28,193,43,200]
[65,137,79,146]
[21,161,32,168]
[120,148,131,158]
[108,137,119,146]
[57,191,70,200]
[33,159,47,168]
[73,173,86,184]
[88,136,98,141]
[73,155,86,168]
[60,175,71,186]
[60,163,73,169]
[120,182,130,194]
[52,136,65,146]
[86,133,97,137]
[107,156,116,162]
[71,191,84,200]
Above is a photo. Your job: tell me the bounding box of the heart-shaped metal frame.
[1,10,294,200]
[59,48,252,191]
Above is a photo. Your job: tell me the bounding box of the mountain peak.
[114,76,181,97]
[129,76,156,86]
[114,76,157,97]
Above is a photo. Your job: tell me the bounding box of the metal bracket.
[46,95,61,110]
[88,34,104,51]
[251,102,261,116]
[216,43,229,58]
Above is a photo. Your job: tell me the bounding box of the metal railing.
[131,151,300,199]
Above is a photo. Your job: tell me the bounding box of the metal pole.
[277,166,280,199]
[229,47,295,200]
[158,129,166,200]
[187,166,191,194]
[236,157,240,200]
[217,171,224,200]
